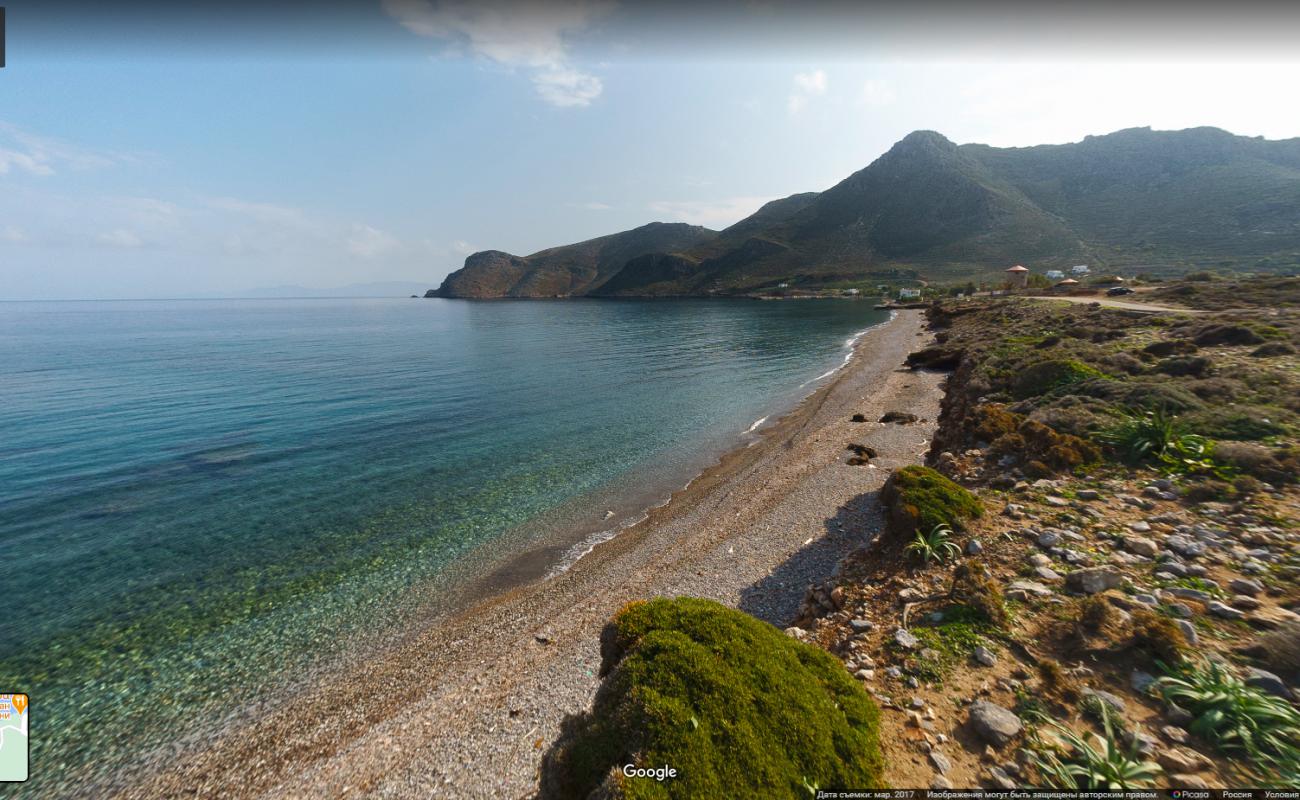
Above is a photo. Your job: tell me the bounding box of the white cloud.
[649,196,779,228]
[0,122,134,177]
[204,196,314,228]
[793,69,827,95]
[567,200,612,210]
[860,78,896,107]
[98,229,144,248]
[1,225,27,243]
[788,68,828,115]
[533,67,603,107]
[451,239,476,255]
[382,0,609,107]
[346,224,401,259]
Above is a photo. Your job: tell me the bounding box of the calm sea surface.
[0,296,887,787]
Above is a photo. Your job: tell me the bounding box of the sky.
[2,0,1299,299]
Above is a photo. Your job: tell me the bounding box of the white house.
[898,288,922,300]
[1045,270,1065,280]
[1070,265,1091,275]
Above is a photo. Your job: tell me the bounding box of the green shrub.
[540,598,884,799]
[881,465,982,539]
[1251,342,1297,358]
[1155,356,1213,377]
[1158,658,1300,786]
[1183,406,1291,441]
[1069,378,1204,414]
[1013,359,1109,399]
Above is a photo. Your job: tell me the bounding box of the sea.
[0,296,888,789]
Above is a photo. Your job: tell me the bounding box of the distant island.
[429,127,1300,299]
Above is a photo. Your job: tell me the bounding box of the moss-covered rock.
[881,465,982,539]
[540,598,885,799]
[1012,359,1108,399]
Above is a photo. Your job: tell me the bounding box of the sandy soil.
[116,309,944,800]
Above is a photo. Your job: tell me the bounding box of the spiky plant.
[905,524,960,565]
[1026,703,1163,790]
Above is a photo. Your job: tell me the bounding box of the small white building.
[1070,265,1091,275]
[1045,270,1065,280]
[898,288,922,300]
[843,288,860,296]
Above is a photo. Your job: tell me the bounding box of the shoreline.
[114,308,942,799]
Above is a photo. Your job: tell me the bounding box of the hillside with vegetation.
[432,127,1300,298]
[548,276,1300,794]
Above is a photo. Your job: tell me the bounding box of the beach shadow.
[737,488,883,626]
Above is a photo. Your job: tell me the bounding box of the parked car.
[1107,286,1136,296]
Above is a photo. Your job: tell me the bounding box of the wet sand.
[118,308,943,799]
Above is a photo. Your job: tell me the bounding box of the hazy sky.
[2,0,1299,299]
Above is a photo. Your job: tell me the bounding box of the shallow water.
[0,296,887,787]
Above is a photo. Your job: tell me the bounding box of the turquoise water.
[0,296,887,789]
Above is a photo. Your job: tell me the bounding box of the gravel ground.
[117,309,943,800]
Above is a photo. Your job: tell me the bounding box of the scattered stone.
[1036,530,1062,548]
[1166,703,1195,726]
[1165,534,1206,558]
[1168,603,1193,618]
[534,633,553,645]
[929,750,952,775]
[880,411,918,424]
[1124,537,1160,557]
[1027,554,1051,568]
[1207,600,1245,621]
[974,646,998,667]
[1007,579,1053,598]
[931,776,953,790]
[1161,725,1189,743]
[1176,620,1199,647]
[855,669,875,681]
[1229,577,1263,596]
[1232,594,1261,610]
[849,618,874,633]
[1129,520,1152,533]
[1033,566,1062,581]
[1250,606,1300,629]
[1076,489,1100,501]
[1083,688,1127,714]
[886,667,903,679]
[1170,774,1210,790]
[1131,670,1157,694]
[1245,667,1291,699]
[968,700,1023,747]
[986,766,1018,789]
[1045,496,1068,507]
[1066,566,1122,594]
[965,539,984,555]
[1157,748,1202,774]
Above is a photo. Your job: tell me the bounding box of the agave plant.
[1096,408,1229,477]
[1158,657,1300,783]
[905,524,961,565]
[1026,703,1163,790]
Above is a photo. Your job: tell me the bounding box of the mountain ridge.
[432,127,1300,298]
